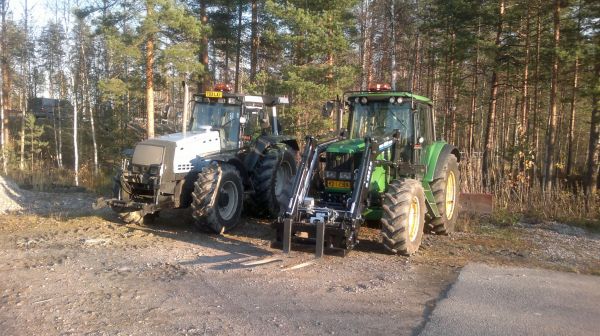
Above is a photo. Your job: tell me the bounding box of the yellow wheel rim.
[445,171,456,220]
[408,196,420,242]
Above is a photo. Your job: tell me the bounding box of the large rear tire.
[381,179,426,255]
[426,154,459,234]
[250,146,297,218]
[191,162,244,234]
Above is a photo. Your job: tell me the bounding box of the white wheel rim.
[218,181,238,221]
[445,171,456,220]
[408,196,421,242]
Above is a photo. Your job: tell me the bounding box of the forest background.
[0,0,598,226]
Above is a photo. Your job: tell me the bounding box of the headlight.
[325,171,337,179]
[339,172,352,180]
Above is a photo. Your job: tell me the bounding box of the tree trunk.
[543,0,561,190]
[20,0,29,171]
[410,26,420,93]
[234,2,243,92]
[585,61,600,195]
[566,32,581,176]
[57,92,63,169]
[73,85,79,186]
[0,0,7,173]
[390,0,397,90]
[519,6,531,175]
[532,6,542,185]
[482,0,505,189]
[249,0,258,82]
[200,0,210,92]
[360,0,371,90]
[146,1,155,139]
[468,20,481,154]
[78,19,99,176]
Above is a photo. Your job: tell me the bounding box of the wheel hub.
[217,180,238,221]
[408,196,420,242]
[445,171,456,219]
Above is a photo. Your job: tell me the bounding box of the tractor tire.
[381,179,426,255]
[250,146,297,218]
[191,162,244,234]
[426,154,459,234]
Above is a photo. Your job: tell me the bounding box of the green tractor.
[275,84,460,256]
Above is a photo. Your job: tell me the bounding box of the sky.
[10,0,63,27]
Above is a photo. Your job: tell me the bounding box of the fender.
[244,135,299,174]
[422,142,460,183]
[194,153,249,183]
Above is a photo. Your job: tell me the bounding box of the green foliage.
[262,0,359,137]
[143,0,206,77]
[23,114,48,159]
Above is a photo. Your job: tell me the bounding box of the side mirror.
[322,100,335,118]
[259,110,270,128]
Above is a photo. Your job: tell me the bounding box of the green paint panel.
[420,141,451,218]
[422,182,440,218]
[326,138,366,154]
[363,207,383,221]
[370,150,389,193]
[421,141,448,182]
[370,165,387,193]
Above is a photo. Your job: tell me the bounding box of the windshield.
[350,100,413,140]
[190,102,241,150]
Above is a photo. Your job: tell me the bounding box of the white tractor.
[99,85,299,233]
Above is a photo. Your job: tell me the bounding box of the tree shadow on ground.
[100,207,281,271]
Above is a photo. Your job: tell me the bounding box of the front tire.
[426,154,459,234]
[251,146,297,218]
[191,162,244,234]
[381,179,426,255]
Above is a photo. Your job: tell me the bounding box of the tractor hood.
[132,127,221,174]
[326,138,366,154]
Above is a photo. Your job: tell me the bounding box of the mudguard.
[243,135,299,174]
[422,142,460,183]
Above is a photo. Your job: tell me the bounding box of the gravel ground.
[0,177,598,335]
[0,175,96,216]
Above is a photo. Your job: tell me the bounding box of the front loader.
[274,85,461,257]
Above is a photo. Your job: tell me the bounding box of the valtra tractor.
[275,84,461,256]
[97,84,299,233]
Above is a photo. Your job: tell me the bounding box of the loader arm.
[277,137,377,258]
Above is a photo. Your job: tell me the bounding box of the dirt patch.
[0,175,96,217]
[0,192,598,335]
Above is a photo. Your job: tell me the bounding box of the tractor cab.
[344,85,436,163]
[191,84,289,151]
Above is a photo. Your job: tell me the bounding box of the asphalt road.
[419,263,600,336]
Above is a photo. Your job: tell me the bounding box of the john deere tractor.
[100,85,299,233]
[275,84,460,256]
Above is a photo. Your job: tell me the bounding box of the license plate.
[205,90,223,98]
[327,180,351,189]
